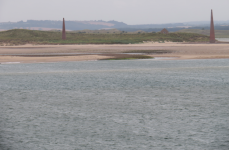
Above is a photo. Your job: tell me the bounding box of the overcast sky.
[0,0,228,24]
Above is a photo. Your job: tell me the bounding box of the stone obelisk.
[62,18,66,40]
[210,10,215,43]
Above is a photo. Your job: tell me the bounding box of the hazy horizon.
[1,19,229,25]
[0,0,229,25]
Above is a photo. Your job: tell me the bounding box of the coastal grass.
[0,29,210,46]
[176,29,229,38]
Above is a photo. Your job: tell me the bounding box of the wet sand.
[1,42,229,63]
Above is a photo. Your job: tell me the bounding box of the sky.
[0,0,229,25]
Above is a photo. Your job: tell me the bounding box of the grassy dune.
[176,29,229,38]
[0,29,209,45]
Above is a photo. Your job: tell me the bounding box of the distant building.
[161,28,169,34]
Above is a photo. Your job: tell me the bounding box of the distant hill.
[176,29,229,38]
[182,20,229,26]
[1,20,229,32]
[0,20,127,31]
[117,28,188,32]
[0,20,188,31]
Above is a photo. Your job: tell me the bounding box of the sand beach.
[1,42,229,63]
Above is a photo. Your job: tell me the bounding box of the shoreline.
[1,43,229,63]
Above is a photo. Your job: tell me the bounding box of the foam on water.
[0,62,21,64]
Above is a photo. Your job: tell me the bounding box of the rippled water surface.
[0,59,229,150]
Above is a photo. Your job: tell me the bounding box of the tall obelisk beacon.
[62,18,66,40]
[210,10,215,43]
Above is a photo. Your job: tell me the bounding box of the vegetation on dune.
[176,29,229,38]
[0,29,209,46]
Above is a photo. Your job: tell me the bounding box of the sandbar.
[1,42,229,63]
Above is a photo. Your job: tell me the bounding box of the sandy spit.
[0,43,229,63]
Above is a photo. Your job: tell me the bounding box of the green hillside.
[176,29,229,38]
[0,29,209,45]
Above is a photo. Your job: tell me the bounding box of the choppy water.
[0,59,229,150]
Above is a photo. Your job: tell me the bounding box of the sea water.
[216,38,229,42]
[0,59,229,150]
